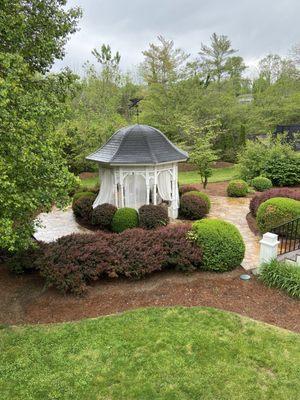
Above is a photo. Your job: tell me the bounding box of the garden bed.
[0,264,299,332]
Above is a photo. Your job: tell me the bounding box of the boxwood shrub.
[251,176,273,192]
[256,197,300,233]
[91,203,117,229]
[227,180,248,197]
[112,207,139,233]
[139,204,169,229]
[250,188,300,216]
[260,259,300,298]
[190,219,245,271]
[179,191,210,220]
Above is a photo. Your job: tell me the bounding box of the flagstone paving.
[209,196,260,270]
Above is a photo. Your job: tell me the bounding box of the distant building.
[238,94,254,104]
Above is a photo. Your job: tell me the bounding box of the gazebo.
[86,124,188,218]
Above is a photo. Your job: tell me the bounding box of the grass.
[1,307,300,400]
[79,165,238,189]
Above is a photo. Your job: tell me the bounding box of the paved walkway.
[34,207,90,243]
[209,196,260,270]
[34,197,261,270]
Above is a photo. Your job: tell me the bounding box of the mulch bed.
[0,264,299,332]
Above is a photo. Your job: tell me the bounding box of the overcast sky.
[53,0,300,77]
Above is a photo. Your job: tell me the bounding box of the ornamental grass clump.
[260,259,300,298]
[251,176,273,192]
[111,207,139,233]
[227,180,248,197]
[190,219,245,271]
[139,205,169,229]
[256,197,300,233]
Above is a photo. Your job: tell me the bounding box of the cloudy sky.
[53,0,300,77]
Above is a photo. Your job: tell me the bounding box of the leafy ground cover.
[79,166,238,189]
[1,307,300,400]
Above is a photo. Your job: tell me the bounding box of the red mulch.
[0,264,299,332]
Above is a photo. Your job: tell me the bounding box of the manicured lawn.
[1,307,300,400]
[80,165,238,189]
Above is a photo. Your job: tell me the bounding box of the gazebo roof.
[86,124,188,165]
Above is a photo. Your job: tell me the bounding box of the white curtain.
[157,171,172,202]
[124,174,147,210]
[93,168,115,208]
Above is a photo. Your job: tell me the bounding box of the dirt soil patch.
[0,265,299,332]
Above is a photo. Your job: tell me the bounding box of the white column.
[259,232,280,270]
[119,167,124,208]
[146,168,150,205]
[153,167,157,205]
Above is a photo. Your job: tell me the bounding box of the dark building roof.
[86,124,188,165]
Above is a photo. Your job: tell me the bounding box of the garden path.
[209,196,260,270]
[33,206,90,243]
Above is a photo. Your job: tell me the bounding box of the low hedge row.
[37,224,203,295]
[250,188,300,216]
[260,259,300,298]
[256,197,300,233]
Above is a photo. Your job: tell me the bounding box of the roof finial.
[129,98,142,124]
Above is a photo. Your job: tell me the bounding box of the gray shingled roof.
[86,124,188,165]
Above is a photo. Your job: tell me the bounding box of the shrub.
[179,184,200,196]
[251,176,273,192]
[91,203,117,229]
[263,147,300,187]
[72,191,95,206]
[260,259,300,298]
[256,197,300,233]
[250,188,300,216]
[112,207,139,233]
[139,205,169,229]
[72,194,96,223]
[37,225,203,295]
[190,219,245,271]
[227,180,248,197]
[7,244,45,274]
[184,191,211,210]
[180,192,210,220]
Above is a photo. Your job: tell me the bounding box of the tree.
[0,1,81,251]
[0,0,82,73]
[92,44,121,83]
[190,132,219,189]
[141,35,189,85]
[199,33,237,83]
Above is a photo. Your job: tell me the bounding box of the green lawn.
[80,165,238,189]
[1,307,300,400]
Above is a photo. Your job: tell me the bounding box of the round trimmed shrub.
[112,207,139,233]
[91,203,117,229]
[250,188,300,216]
[179,192,210,220]
[227,180,248,197]
[72,191,95,206]
[139,205,169,229]
[251,176,273,192]
[191,219,245,271]
[72,194,96,223]
[184,191,211,211]
[256,197,300,233]
[179,184,200,196]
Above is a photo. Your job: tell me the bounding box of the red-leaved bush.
[179,184,200,196]
[139,204,169,229]
[36,224,202,295]
[250,188,300,216]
